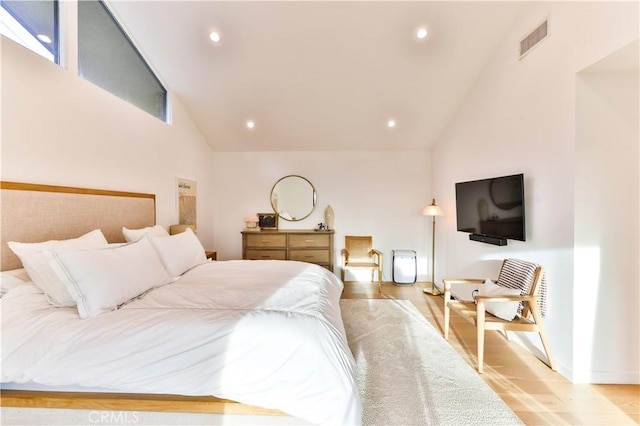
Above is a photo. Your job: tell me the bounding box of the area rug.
[340,298,523,426]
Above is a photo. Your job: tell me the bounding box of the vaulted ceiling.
[108,1,525,152]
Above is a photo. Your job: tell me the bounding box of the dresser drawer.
[245,249,287,261]
[288,233,330,248]
[242,230,334,273]
[245,233,287,248]
[289,249,330,263]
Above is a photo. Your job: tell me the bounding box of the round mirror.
[270,175,317,221]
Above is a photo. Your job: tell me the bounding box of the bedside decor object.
[258,213,278,230]
[244,215,259,229]
[170,224,197,235]
[422,198,443,296]
[325,205,334,230]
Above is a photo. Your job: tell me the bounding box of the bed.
[0,182,361,425]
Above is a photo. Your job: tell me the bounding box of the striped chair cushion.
[497,258,548,317]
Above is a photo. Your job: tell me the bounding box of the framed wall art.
[176,178,197,227]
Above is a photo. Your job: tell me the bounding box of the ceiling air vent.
[520,20,548,59]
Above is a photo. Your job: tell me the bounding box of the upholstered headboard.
[1,181,156,271]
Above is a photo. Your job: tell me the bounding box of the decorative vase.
[478,198,489,221]
[325,205,334,230]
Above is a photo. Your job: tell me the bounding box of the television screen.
[455,174,526,241]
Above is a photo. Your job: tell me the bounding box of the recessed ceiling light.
[387,120,396,128]
[37,34,52,44]
[416,27,428,40]
[209,32,221,43]
[246,120,255,129]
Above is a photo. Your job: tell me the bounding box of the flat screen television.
[455,173,526,242]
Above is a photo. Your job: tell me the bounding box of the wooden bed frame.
[0,181,282,417]
[0,390,281,416]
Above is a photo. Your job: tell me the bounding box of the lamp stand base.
[422,285,440,296]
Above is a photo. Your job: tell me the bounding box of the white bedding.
[1,260,362,426]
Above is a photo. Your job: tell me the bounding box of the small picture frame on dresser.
[257,213,278,230]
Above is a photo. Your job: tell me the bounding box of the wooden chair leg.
[341,268,345,282]
[377,267,382,293]
[529,302,557,371]
[476,301,486,374]
[443,285,451,340]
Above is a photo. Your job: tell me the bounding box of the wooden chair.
[341,236,383,292]
[443,258,556,374]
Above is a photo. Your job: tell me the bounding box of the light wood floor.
[342,281,640,426]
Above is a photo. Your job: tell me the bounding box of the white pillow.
[1,269,31,297]
[1,268,31,282]
[122,225,169,242]
[150,227,207,277]
[46,237,172,318]
[7,229,109,306]
[477,278,522,321]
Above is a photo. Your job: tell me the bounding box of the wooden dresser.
[241,230,334,272]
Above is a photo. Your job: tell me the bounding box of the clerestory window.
[0,0,59,63]
[78,0,167,121]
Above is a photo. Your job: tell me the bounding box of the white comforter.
[1,260,362,425]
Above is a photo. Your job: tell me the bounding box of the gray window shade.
[78,0,166,121]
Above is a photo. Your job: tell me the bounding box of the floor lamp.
[422,198,443,296]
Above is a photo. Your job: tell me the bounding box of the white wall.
[431,2,638,383]
[211,150,433,281]
[575,48,639,383]
[0,37,215,249]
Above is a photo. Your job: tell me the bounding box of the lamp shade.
[170,224,197,235]
[422,198,443,217]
